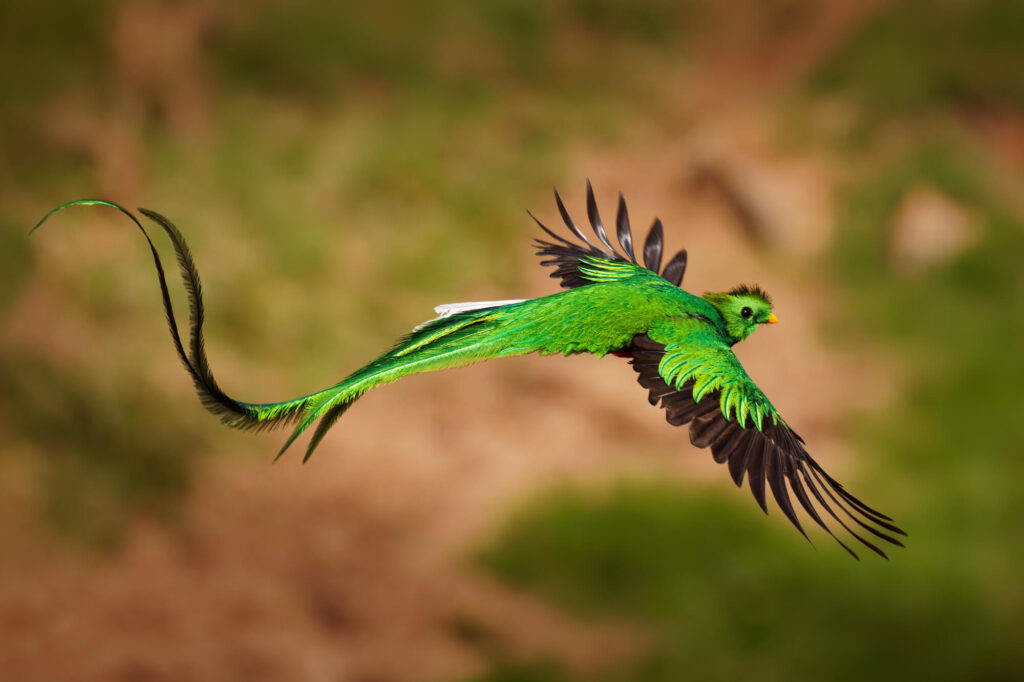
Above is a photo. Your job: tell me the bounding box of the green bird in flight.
[34,183,905,558]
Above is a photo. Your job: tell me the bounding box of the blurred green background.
[1,1,1022,681]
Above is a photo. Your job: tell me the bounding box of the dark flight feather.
[626,333,906,559]
[660,249,688,287]
[615,192,636,262]
[533,182,687,289]
[643,218,664,273]
[585,179,617,252]
[554,188,600,249]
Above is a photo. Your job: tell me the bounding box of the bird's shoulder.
[645,316,778,429]
[647,292,728,342]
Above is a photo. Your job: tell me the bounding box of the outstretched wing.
[628,330,906,559]
[532,181,689,289]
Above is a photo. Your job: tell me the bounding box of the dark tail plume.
[32,201,312,436]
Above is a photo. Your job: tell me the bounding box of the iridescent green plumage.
[34,183,906,558]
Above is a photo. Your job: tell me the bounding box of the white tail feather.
[413,299,527,331]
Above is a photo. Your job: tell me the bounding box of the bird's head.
[702,284,777,344]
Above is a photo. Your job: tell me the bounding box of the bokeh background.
[2,1,1023,680]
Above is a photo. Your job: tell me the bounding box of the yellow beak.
[766,313,778,324]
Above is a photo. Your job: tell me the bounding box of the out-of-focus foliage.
[213,0,691,98]
[832,140,1024,599]
[0,220,31,309]
[2,352,201,546]
[0,0,114,175]
[473,660,569,682]
[810,0,1024,124]
[479,481,1018,682]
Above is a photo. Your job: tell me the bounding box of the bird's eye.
[741,306,752,319]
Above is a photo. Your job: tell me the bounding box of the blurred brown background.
[1,1,1023,681]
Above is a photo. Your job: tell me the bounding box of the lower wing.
[627,332,906,559]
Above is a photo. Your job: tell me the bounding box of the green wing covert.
[628,329,906,559]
